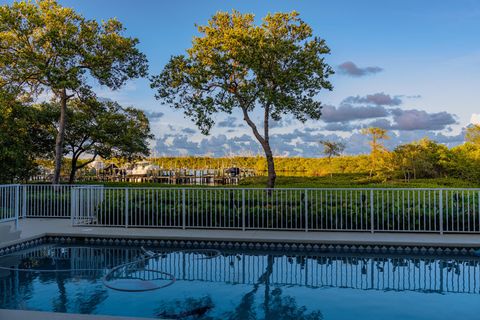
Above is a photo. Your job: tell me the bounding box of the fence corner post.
[370,189,374,234]
[22,185,27,219]
[182,188,186,230]
[242,189,246,231]
[439,189,443,235]
[125,188,129,228]
[70,187,75,226]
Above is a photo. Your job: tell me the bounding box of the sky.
[3,0,480,157]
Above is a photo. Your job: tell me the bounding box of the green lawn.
[239,174,480,188]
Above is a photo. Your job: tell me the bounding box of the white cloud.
[471,113,480,125]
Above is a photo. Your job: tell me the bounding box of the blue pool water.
[1,244,479,319]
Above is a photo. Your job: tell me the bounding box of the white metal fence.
[0,185,20,229]
[21,184,75,218]
[18,184,103,218]
[71,186,480,233]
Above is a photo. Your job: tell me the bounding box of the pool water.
[1,244,479,320]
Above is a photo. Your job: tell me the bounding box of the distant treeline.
[146,136,480,183]
[24,132,480,185]
[146,155,371,176]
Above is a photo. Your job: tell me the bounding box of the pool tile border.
[1,235,479,257]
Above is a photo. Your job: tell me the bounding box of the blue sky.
[4,0,480,156]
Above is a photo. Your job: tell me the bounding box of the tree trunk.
[264,146,276,189]
[53,89,68,184]
[241,105,277,189]
[69,156,78,184]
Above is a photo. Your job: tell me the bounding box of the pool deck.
[1,218,480,250]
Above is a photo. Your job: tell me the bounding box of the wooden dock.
[32,168,256,185]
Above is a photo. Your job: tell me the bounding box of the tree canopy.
[151,10,333,188]
[361,127,389,176]
[41,98,153,183]
[0,89,53,182]
[0,0,148,183]
[465,124,480,146]
[319,140,345,159]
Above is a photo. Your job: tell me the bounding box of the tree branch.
[241,106,265,145]
[75,152,98,170]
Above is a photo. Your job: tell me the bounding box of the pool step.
[0,223,21,244]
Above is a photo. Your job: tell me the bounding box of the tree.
[319,140,345,160]
[0,89,54,182]
[361,127,389,176]
[393,138,448,181]
[465,124,480,146]
[43,98,153,183]
[0,0,148,183]
[446,143,480,182]
[151,11,333,188]
[319,140,345,177]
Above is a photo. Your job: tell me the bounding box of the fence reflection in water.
[1,245,480,305]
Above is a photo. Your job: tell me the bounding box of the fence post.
[22,185,27,219]
[305,190,308,232]
[242,189,245,231]
[370,189,374,234]
[439,189,443,235]
[125,188,129,228]
[14,185,19,230]
[182,188,186,230]
[70,188,76,226]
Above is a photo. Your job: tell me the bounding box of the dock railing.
[71,186,480,234]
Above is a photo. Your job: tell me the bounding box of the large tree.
[42,98,153,183]
[0,0,148,183]
[151,11,333,188]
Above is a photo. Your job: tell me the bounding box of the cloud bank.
[337,61,383,77]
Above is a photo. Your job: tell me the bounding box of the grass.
[239,174,480,188]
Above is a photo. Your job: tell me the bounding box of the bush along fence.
[71,186,480,233]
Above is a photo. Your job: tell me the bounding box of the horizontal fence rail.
[71,186,480,233]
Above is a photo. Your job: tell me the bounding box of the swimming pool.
[1,244,479,319]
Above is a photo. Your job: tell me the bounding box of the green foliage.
[0,0,148,94]
[465,124,480,146]
[0,90,53,182]
[319,140,345,159]
[444,143,480,182]
[0,0,148,182]
[361,127,389,175]
[41,98,153,182]
[392,138,449,181]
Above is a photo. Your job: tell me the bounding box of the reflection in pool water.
[0,245,479,319]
